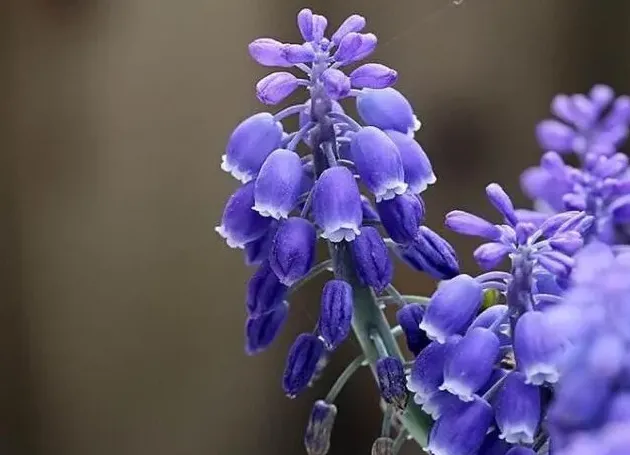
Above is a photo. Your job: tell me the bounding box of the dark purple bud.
[495,372,540,445]
[377,193,425,244]
[536,119,576,152]
[445,210,503,241]
[319,280,353,350]
[419,390,465,420]
[312,167,363,242]
[248,38,292,67]
[549,231,583,255]
[396,304,430,355]
[246,261,288,317]
[320,68,351,100]
[407,337,460,404]
[513,311,564,385]
[244,221,278,266]
[356,88,418,135]
[253,149,304,219]
[283,43,316,64]
[360,195,380,222]
[222,112,283,183]
[506,448,536,455]
[350,226,392,292]
[333,32,363,63]
[420,274,483,343]
[473,242,511,270]
[245,301,288,355]
[297,8,315,42]
[331,14,366,44]
[304,400,337,455]
[440,327,500,401]
[397,226,460,280]
[350,63,398,89]
[376,357,408,409]
[283,333,325,397]
[216,182,272,249]
[486,183,518,226]
[427,396,494,455]
[256,72,300,105]
[269,217,316,286]
[371,437,393,455]
[385,130,436,194]
[351,127,407,201]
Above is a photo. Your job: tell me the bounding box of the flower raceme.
[216,7,630,455]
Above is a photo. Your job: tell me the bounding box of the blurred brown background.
[1,0,629,454]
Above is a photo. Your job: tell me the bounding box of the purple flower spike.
[440,327,500,401]
[253,149,304,219]
[486,183,518,226]
[495,372,541,444]
[222,112,283,183]
[419,274,483,343]
[445,210,503,241]
[376,357,408,409]
[248,38,292,67]
[407,337,460,404]
[428,396,494,455]
[396,304,430,356]
[376,193,425,244]
[268,218,316,286]
[245,301,289,355]
[474,242,511,270]
[356,88,419,135]
[283,333,325,397]
[312,167,363,242]
[331,14,366,44]
[216,182,272,249]
[318,279,353,351]
[397,226,460,280]
[351,126,408,201]
[246,261,288,317]
[256,72,299,105]
[320,68,351,100]
[513,311,564,385]
[385,130,436,194]
[350,63,398,89]
[350,226,393,292]
[304,400,337,455]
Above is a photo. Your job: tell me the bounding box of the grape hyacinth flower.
[217,8,453,453]
[216,8,630,455]
[521,86,630,243]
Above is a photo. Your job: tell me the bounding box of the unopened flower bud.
[304,400,337,455]
[283,334,325,397]
[350,63,398,89]
[371,437,393,455]
[376,357,408,409]
[319,280,353,350]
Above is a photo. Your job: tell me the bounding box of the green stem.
[324,354,366,403]
[392,429,409,455]
[328,242,432,447]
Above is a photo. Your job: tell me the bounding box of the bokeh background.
[1,0,630,454]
